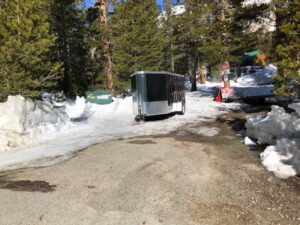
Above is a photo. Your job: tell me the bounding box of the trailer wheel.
[135,114,146,122]
[179,101,185,115]
[135,115,141,122]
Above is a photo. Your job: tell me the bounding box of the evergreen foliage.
[85,6,105,90]
[0,0,61,101]
[228,0,274,63]
[51,0,89,97]
[110,0,165,91]
[0,0,298,100]
[274,0,300,98]
[180,0,219,90]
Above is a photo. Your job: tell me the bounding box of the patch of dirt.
[0,175,56,193]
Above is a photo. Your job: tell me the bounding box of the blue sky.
[85,0,164,9]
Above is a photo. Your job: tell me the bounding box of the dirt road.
[0,113,300,225]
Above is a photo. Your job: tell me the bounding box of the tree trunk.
[95,0,113,91]
[189,57,197,91]
[199,67,206,84]
[219,0,226,22]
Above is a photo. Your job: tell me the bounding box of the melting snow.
[0,92,228,170]
[246,106,300,178]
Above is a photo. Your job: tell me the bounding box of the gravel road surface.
[0,113,300,225]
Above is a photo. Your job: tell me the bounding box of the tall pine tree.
[110,0,165,91]
[274,0,300,98]
[182,0,216,90]
[0,0,61,101]
[51,0,89,97]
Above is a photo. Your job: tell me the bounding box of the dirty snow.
[246,106,300,178]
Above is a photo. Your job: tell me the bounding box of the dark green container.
[86,90,113,105]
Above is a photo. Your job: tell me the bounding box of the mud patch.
[0,175,56,192]
[128,140,157,145]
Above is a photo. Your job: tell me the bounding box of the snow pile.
[0,96,69,152]
[64,96,91,120]
[246,106,299,144]
[246,106,300,178]
[261,139,300,178]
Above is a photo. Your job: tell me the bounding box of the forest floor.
[0,109,299,225]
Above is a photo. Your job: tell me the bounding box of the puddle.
[0,175,56,193]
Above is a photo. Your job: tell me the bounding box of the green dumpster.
[86,90,113,105]
[242,50,261,65]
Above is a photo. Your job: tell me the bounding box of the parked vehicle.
[131,71,186,121]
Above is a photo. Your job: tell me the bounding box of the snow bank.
[0,93,225,170]
[64,96,91,120]
[246,106,300,144]
[0,96,69,152]
[261,139,300,178]
[246,106,300,178]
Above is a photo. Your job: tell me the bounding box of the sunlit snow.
[246,106,300,178]
[0,92,228,170]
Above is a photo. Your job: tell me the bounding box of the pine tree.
[181,0,216,90]
[85,6,105,90]
[160,2,189,75]
[51,0,89,97]
[197,1,230,72]
[228,0,274,63]
[274,0,300,98]
[0,0,61,101]
[162,0,174,72]
[110,0,165,91]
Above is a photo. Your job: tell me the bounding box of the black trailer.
[131,71,185,121]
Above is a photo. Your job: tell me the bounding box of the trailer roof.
[130,71,184,78]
